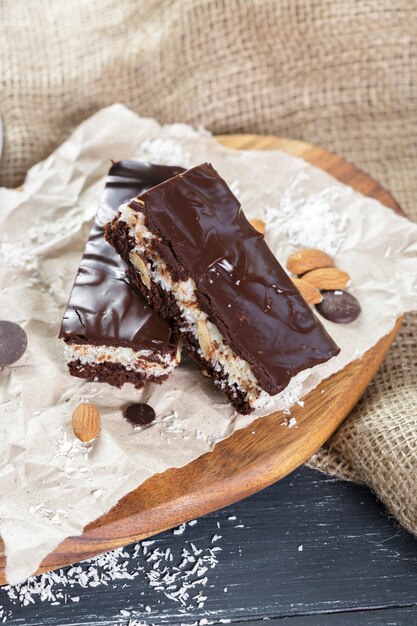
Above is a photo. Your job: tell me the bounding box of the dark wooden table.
[2,466,417,625]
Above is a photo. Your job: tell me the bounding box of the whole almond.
[291,277,323,305]
[197,320,214,359]
[72,402,101,442]
[286,248,334,275]
[249,218,265,234]
[302,268,351,290]
[130,251,151,289]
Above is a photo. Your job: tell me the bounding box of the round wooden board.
[0,135,404,585]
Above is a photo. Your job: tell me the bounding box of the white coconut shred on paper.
[0,104,416,584]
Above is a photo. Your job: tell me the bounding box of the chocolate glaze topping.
[59,161,183,352]
[132,163,340,395]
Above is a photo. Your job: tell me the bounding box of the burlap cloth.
[1,1,416,534]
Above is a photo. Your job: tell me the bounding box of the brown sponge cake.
[105,163,340,412]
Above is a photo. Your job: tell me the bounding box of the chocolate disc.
[0,321,28,366]
[315,290,361,324]
[124,403,156,426]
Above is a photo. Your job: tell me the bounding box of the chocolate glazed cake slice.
[59,161,184,388]
[105,163,340,413]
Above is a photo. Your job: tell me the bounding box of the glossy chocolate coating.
[135,163,340,395]
[59,161,183,352]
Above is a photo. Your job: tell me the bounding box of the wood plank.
[242,606,417,625]
[0,134,405,583]
[2,468,417,625]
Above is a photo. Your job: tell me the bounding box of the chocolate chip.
[0,321,28,366]
[315,290,361,323]
[124,403,156,427]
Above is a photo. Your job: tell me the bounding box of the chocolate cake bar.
[59,161,184,388]
[105,163,340,413]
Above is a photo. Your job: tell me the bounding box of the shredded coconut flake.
[263,170,348,256]
[136,138,191,168]
[54,430,90,460]
[173,523,186,536]
[1,520,226,621]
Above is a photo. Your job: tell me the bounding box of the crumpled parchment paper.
[0,104,416,584]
